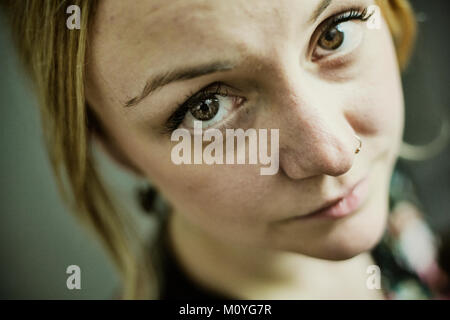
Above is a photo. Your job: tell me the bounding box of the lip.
[290,177,370,221]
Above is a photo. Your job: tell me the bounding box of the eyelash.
[318,7,372,35]
[165,82,232,133]
[164,7,373,133]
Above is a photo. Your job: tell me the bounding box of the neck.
[166,211,384,299]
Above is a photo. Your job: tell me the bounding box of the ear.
[85,98,145,176]
[85,101,144,176]
[91,127,144,177]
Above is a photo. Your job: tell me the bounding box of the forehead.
[87,0,323,109]
[95,1,331,61]
[91,0,316,59]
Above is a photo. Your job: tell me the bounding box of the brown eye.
[189,97,220,121]
[318,25,344,50]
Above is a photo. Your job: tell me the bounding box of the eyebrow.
[124,61,235,108]
[125,1,333,108]
[310,0,333,23]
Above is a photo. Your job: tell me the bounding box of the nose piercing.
[355,135,362,154]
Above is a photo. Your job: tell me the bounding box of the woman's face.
[86,0,404,260]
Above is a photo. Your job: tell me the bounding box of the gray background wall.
[400,0,450,233]
[0,13,118,298]
[1,0,449,299]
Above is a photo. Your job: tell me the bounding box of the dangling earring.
[136,183,171,219]
[137,184,157,214]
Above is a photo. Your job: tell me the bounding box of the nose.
[275,85,357,180]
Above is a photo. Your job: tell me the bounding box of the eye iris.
[319,25,344,50]
[190,97,220,121]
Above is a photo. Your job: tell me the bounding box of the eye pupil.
[319,26,344,50]
[200,102,209,112]
[190,97,220,121]
[325,28,337,41]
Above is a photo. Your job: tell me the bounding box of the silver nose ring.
[355,135,362,154]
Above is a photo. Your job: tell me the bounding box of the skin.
[86,0,404,299]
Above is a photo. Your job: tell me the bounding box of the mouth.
[286,176,370,222]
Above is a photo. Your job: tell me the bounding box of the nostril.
[326,156,354,177]
[317,140,355,177]
[278,143,355,180]
[278,122,358,179]
[320,156,353,177]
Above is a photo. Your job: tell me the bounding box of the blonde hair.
[1,0,416,299]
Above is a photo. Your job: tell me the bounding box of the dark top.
[154,220,229,300]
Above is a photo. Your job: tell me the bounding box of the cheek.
[104,115,267,225]
[127,134,270,236]
[347,21,405,148]
[156,164,267,222]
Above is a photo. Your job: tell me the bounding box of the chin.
[319,199,389,261]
